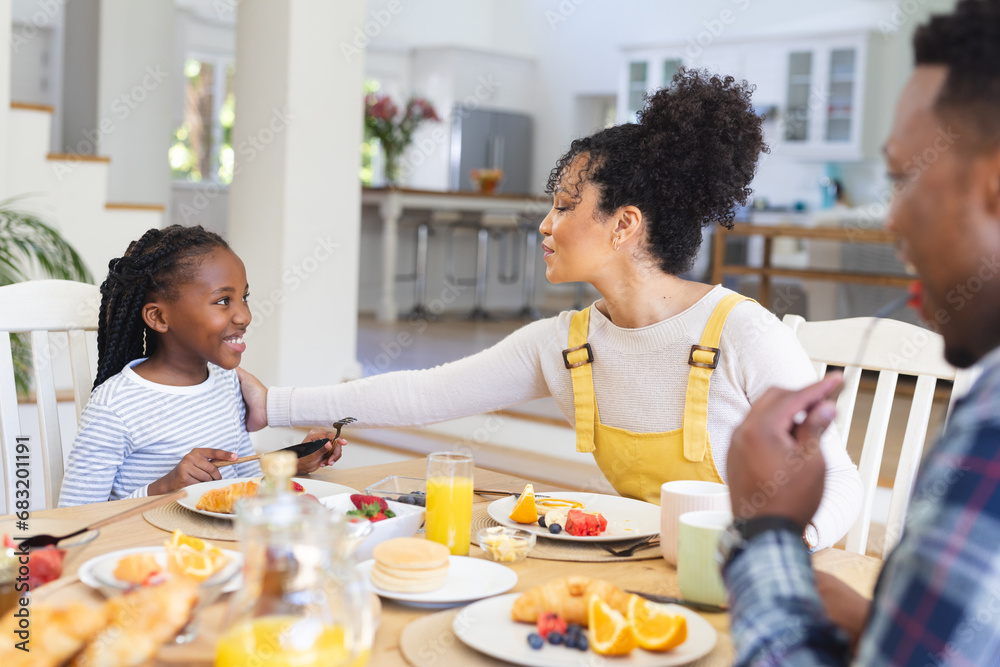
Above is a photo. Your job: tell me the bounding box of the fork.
[597,536,660,558]
[322,417,356,462]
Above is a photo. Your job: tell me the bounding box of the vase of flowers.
[364,93,440,186]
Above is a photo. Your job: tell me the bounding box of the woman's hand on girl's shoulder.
[236,366,268,432]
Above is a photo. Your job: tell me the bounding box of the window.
[359,78,381,186]
[825,48,856,142]
[662,59,682,88]
[170,56,235,184]
[627,61,648,120]
[784,51,813,142]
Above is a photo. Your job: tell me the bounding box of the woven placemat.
[143,502,238,541]
[401,606,733,667]
[401,607,510,667]
[470,506,660,563]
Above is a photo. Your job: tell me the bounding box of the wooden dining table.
[10,458,883,666]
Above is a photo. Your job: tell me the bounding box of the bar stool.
[397,210,462,319]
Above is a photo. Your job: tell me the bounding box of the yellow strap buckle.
[688,344,720,369]
[562,343,594,369]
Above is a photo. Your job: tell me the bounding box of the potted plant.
[0,199,92,392]
[364,94,440,186]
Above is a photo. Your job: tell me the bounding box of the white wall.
[0,0,11,197]
[97,0,174,205]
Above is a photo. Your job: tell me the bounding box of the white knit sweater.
[268,286,862,549]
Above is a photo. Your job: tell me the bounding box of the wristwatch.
[716,516,806,569]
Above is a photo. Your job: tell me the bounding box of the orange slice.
[166,546,214,582]
[508,484,538,524]
[627,594,687,651]
[163,530,228,582]
[588,594,637,656]
[169,529,206,551]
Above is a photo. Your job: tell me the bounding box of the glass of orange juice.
[425,452,474,556]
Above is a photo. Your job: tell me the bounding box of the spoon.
[14,490,186,550]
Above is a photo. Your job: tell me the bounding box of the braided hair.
[94,225,229,388]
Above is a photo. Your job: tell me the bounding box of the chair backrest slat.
[68,330,94,422]
[845,369,899,554]
[0,332,21,516]
[883,374,938,553]
[31,330,64,509]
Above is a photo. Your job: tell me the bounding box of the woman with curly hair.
[240,69,862,549]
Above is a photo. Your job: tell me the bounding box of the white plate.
[78,546,243,595]
[454,593,717,667]
[357,556,517,608]
[487,492,661,542]
[177,477,359,520]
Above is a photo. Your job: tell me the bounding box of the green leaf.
[0,199,94,393]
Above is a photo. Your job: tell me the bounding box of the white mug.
[660,480,730,566]
[677,510,733,606]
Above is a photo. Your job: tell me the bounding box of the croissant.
[70,577,199,667]
[0,602,107,667]
[196,480,259,513]
[511,576,631,627]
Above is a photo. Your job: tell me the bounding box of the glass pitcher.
[216,453,375,667]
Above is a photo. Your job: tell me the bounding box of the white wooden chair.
[0,280,101,512]
[783,314,980,557]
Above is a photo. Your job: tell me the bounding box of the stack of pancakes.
[370,537,450,593]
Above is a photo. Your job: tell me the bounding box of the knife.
[212,438,330,468]
[626,590,728,614]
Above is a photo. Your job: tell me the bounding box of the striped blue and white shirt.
[58,359,261,507]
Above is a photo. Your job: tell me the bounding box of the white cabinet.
[776,34,871,160]
[619,31,891,161]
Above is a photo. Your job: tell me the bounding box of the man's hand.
[815,571,871,654]
[295,428,346,474]
[236,366,268,432]
[148,448,234,495]
[727,373,843,526]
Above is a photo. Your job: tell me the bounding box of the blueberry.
[549,523,562,534]
[527,633,544,650]
[566,624,581,637]
[538,516,546,528]
[398,495,415,504]
[548,631,563,645]
[577,635,588,651]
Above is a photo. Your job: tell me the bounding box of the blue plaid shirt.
[724,346,1000,666]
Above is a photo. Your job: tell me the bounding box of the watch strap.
[739,516,806,543]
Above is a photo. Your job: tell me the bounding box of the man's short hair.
[915,0,1000,150]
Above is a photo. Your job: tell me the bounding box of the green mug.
[677,510,732,606]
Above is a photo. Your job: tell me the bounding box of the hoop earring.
[612,237,621,251]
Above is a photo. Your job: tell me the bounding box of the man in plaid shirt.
[721,1,1000,664]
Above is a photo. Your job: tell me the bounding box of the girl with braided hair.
[58,225,340,506]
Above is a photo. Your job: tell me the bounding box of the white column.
[0,0,12,197]
[229,1,365,403]
[96,0,173,205]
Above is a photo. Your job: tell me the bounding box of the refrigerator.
[449,108,533,195]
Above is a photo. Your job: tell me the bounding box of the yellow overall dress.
[563,293,749,504]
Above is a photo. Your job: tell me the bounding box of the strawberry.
[350,494,388,512]
[291,481,305,493]
[537,612,567,640]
